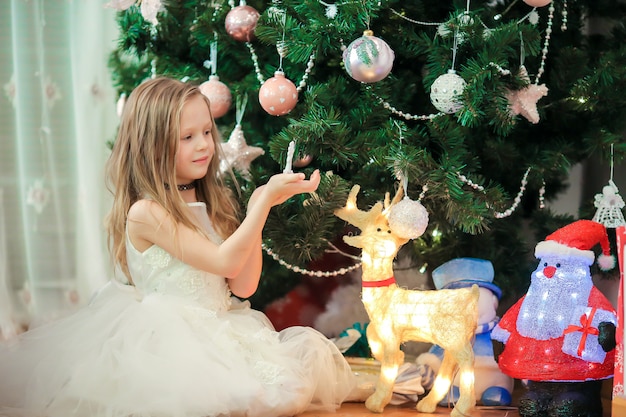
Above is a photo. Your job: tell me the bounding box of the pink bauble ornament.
[199,75,232,118]
[293,154,313,168]
[430,69,466,114]
[523,0,552,6]
[225,5,260,42]
[259,71,298,116]
[343,30,395,83]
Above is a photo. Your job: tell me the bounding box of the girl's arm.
[127,170,320,298]
[226,185,265,296]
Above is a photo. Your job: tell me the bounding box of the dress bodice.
[125,202,232,312]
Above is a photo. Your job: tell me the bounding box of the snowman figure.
[416,257,514,406]
[492,220,617,417]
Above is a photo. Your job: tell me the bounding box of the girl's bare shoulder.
[127,199,170,228]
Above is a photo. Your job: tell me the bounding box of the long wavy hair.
[105,77,240,282]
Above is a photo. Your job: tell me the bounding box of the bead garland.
[262,243,362,277]
[368,62,508,120]
[534,3,554,84]
[458,167,545,218]
[366,85,443,121]
[246,42,316,93]
[389,8,442,26]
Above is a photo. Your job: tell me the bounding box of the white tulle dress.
[0,203,356,417]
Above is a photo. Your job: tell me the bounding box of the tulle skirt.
[0,281,356,417]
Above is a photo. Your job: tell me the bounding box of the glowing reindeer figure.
[335,185,479,417]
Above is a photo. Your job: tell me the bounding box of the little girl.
[0,77,356,417]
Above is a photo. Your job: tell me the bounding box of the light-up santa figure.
[492,220,617,417]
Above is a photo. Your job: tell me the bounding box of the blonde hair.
[105,77,240,281]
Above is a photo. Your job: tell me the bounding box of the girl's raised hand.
[259,169,321,208]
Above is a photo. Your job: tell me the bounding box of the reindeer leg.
[417,350,456,413]
[365,332,403,413]
[449,344,476,417]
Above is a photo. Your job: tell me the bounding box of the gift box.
[562,305,616,363]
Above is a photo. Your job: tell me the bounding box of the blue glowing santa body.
[492,220,617,417]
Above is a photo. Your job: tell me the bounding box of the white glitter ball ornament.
[430,69,466,114]
[343,30,395,83]
[388,197,429,240]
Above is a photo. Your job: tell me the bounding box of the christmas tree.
[108,0,626,309]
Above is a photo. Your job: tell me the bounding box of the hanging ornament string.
[209,36,218,76]
[235,93,248,126]
[561,0,568,31]
[276,7,287,72]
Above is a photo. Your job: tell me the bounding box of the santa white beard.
[517,258,593,340]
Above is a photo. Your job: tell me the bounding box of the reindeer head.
[334,185,409,260]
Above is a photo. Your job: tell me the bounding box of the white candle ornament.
[283,140,296,174]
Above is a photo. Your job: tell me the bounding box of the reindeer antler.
[334,185,383,231]
[383,184,405,213]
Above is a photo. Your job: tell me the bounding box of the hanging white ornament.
[430,69,466,114]
[592,180,626,228]
[343,30,395,83]
[388,196,429,240]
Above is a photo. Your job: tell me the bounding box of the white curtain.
[0,0,119,335]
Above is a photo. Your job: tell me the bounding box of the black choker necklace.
[165,182,196,191]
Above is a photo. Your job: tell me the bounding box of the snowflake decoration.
[44,77,62,108]
[3,74,16,107]
[26,179,50,214]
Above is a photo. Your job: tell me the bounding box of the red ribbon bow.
[564,307,599,357]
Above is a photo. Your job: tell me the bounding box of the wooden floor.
[295,357,614,416]
[296,399,612,417]
[297,402,521,416]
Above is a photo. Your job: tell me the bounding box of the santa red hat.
[534,219,616,271]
